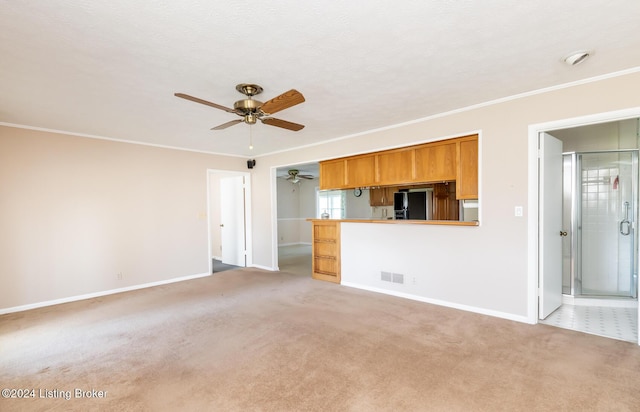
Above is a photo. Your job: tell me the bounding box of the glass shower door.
[578,151,637,298]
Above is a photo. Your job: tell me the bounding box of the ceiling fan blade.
[261,117,305,131]
[260,89,305,115]
[299,175,314,179]
[175,93,236,113]
[211,119,243,130]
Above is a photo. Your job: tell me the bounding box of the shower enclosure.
[562,150,639,298]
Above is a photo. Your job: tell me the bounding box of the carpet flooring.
[1,268,640,411]
[211,258,241,274]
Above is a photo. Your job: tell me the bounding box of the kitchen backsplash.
[371,206,394,219]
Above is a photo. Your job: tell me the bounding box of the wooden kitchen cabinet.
[311,220,341,284]
[414,141,456,182]
[345,155,376,187]
[456,135,478,199]
[369,186,396,206]
[319,159,346,190]
[376,148,414,185]
[319,134,479,203]
[432,182,459,220]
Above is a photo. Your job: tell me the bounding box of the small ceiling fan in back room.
[283,169,314,184]
[175,83,305,131]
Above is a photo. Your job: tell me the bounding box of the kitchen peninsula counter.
[307,218,479,226]
[307,218,478,284]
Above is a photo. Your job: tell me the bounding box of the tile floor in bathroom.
[542,304,638,343]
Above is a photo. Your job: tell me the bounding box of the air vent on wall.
[381,271,404,284]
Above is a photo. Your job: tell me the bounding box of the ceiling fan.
[284,169,314,184]
[175,84,305,131]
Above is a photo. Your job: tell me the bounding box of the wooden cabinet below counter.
[310,220,341,284]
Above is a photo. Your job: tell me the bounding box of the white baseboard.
[251,263,277,271]
[341,281,532,324]
[0,272,211,315]
[562,294,638,308]
[278,242,311,247]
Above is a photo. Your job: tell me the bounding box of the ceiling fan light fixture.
[244,113,257,125]
[175,84,305,132]
[563,50,591,66]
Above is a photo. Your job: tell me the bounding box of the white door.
[539,132,564,319]
[220,176,246,267]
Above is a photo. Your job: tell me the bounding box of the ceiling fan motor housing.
[234,99,263,124]
[234,99,262,112]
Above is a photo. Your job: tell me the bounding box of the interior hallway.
[278,244,312,276]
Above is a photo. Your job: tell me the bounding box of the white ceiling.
[2,1,640,157]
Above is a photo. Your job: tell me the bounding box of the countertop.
[307,218,479,226]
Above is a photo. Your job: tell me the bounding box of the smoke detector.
[563,50,591,66]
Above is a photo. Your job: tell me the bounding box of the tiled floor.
[542,303,638,343]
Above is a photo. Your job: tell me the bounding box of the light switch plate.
[515,206,523,217]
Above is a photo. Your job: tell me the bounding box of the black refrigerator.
[393,191,428,220]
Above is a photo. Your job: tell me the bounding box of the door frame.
[527,107,640,336]
[207,169,253,273]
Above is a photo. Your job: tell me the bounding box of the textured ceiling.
[1,1,640,157]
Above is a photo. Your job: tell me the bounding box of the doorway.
[274,163,317,274]
[531,111,640,343]
[207,170,252,273]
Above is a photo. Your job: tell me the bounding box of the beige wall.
[0,126,245,310]
[3,71,640,318]
[254,70,640,321]
[276,178,315,245]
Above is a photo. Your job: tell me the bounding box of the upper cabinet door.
[345,155,376,187]
[319,159,347,190]
[377,148,414,185]
[456,136,478,199]
[414,141,457,182]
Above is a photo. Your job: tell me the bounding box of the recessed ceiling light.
[563,50,592,66]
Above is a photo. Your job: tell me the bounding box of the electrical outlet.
[117,272,123,280]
